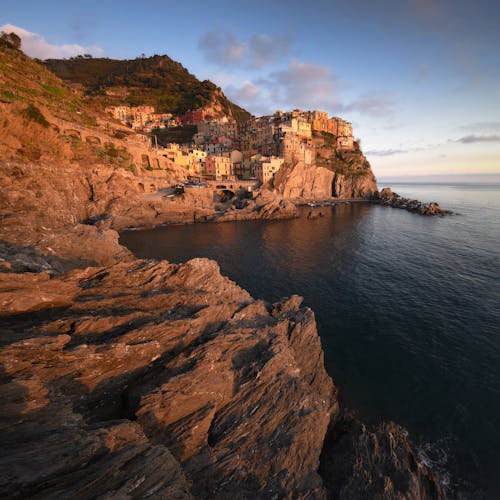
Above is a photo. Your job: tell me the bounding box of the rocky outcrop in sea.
[375,187,452,216]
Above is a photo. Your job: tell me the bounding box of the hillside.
[0,41,104,165]
[44,54,252,122]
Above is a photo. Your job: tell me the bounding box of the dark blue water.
[120,183,500,498]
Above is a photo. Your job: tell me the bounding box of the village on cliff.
[105,105,356,185]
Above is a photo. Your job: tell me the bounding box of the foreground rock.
[0,257,442,498]
[376,187,452,216]
[321,412,442,499]
[0,259,334,498]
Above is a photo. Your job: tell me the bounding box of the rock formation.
[376,187,451,216]
[0,259,335,498]
[0,162,298,268]
[273,143,378,203]
[0,257,442,498]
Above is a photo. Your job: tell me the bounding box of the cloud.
[247,33,291,68]
[199,30,246,66]
[224,81,270,117]
[262,60,342,110]
[459,121,500,132]
[456,134,500,144]
[223,60,397,120]
[199,29,290,69]
[231,81,262,102]
[365,149,409,156]
[343,96,396,116]
[0,23,104,59]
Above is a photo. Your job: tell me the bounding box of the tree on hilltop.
[0,31,22,50]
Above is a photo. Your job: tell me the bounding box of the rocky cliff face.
[273,160,377,202]
[273,140,378,202]
[1,44,443,499]
[0,256,442,498]
[0,259,335,498]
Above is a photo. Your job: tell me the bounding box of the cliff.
[1,257,441,498]
[0,43,294,252]
[273,135,378,202]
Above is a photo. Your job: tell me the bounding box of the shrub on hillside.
[0,104,72,162]
[21,104,50,128]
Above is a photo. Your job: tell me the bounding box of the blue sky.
[2,0,500,180]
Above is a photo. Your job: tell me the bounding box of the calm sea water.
[120,183,500,498]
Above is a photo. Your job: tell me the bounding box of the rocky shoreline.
[0,257,443,499]
[375,187,452,216]
[0,41,449,497]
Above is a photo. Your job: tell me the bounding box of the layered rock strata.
[0,255,442,498]
[1,258,334,498]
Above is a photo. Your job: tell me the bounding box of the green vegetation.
[44,55,251,122]
[41,83,66,98]
[0,42,95,126]
[0,89,15,102]
[315,141,370,178]
[96,142,132,167]
[0,31,21,50]
[154,125,197,146]
[21,104,50,128]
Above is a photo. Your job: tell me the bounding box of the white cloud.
[0,24,104,59]
[199,29,291,69]
[261,60,342,111]
[456,134,500,144]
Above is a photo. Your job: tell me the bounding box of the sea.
[120,182,500,498]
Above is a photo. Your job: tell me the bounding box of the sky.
[2,0,500,180]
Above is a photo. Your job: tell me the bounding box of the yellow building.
[189,149,207,174]
[255,156,284,184]
[205,155,234,180]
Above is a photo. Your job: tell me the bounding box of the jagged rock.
[379,187,395,199]
[0,257,442,498]
[273,157,377,202]
[0,44,446,499]
[0,259,335,498]
[320,412,442,499]
[376,187,451,216]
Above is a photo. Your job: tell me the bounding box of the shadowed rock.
[0,256,442,498]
